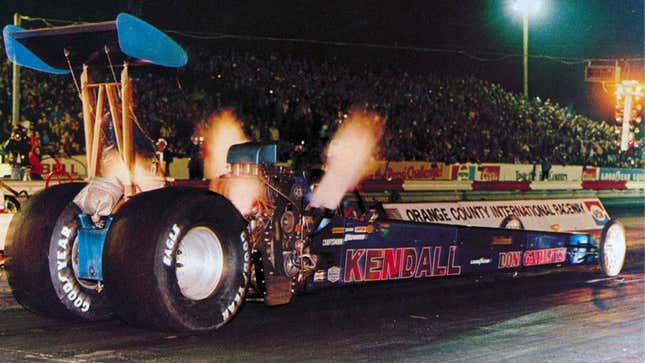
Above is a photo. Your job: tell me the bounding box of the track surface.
[0,216,643,362]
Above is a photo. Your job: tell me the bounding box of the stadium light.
[511,0,542,15]
[510,0,543,98]
[615,80,644,151]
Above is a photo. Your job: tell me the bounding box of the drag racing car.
[2,14,627,332]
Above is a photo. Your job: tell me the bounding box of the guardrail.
[1,178,643,208]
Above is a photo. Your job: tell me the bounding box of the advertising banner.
[367,161,451,180]
[477,164,501,181]
[599,168,645,182]
[548,165,583,181]
[582,167,598,181]
[502,164,536,181]
[383,198,609,232]
[451,164,477,181]
[497,164,582,181]
[40,155,88,179]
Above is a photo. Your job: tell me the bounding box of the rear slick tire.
[5,182,113,320]
[103,187,250,332]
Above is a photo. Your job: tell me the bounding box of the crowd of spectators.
[0,43,642,169]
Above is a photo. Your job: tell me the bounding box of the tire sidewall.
[154,206,251,331]
[47,202,112,319]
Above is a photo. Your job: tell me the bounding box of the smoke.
[311,108,384,209]
[203,108,250,179]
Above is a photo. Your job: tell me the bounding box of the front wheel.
[599,220,626,277]
[103,187,250,332]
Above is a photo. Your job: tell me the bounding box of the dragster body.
[2,14,626,333]
[304,214,595,290]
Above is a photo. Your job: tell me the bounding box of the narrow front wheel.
[599,220,626,277]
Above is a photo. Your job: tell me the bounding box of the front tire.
[5,183,113,320]
[103,187,250,332]
[599,220,626,277]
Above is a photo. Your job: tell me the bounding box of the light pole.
[615,80,643,152]
[522,12,528,98]
[12,13,21,126]
[511,0,542,98]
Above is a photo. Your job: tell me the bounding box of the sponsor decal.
[163,224,181,267]
[379,222,391,237]
[41,156,86,178]
[314,270,326,282]
[344,234,367,242]
[327,266,341,283]
[56,225,91,312]
[343,246,461,282]
[582,167,598,181]
[479,165,501,181]
[522,247,567,266]
[331,227,345,235]
[492,235,513,245]
[451,164,476,181]
[353,225,374,233]
[599,167,645,182]
[584,200,610,226]
[498,251,521,268]
[322,238,344,246]
[469,257,492,265]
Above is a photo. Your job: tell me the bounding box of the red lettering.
[344,249,365,282]
[415,247,433,278]
[553,248,567,262]
[498,251,521,268]
[401,248,417,278]
[382,248,402,279]
[522,248,567,266]
[447,246,461,275]
[365,249,384,281]
[432,246,447,276]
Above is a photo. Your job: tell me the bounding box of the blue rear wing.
[3,13,187,74]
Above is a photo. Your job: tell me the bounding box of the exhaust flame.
[311,108,384,210]
[99,147,129,184]
[203,108,250,179]
[211,176,265,216]
[203,108,264,216]
[99,148,165,193]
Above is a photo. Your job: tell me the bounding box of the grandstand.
[0,44,642,168]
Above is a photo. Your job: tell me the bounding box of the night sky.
[2,0,644,120]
